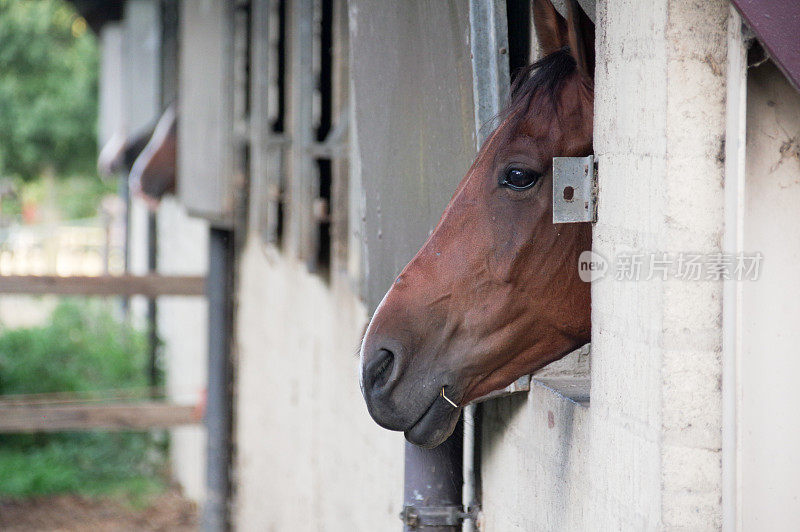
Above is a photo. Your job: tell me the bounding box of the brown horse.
[359,0,595,448]
[97,127,154,177]
[98,105,178,209]
[128,104,177,209]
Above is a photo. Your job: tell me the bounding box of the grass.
[0,433,167,507]
[0,300,169,505]
[0,299,151,395]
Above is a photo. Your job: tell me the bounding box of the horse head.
[129,104,177,209]
[360,0,595,447]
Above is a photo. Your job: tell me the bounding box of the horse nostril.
[367,348,395,392]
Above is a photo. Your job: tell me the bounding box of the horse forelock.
[500,48,590,133]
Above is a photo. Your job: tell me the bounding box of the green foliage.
[55,176,116,220]
[0,300,148,395]
[0,301,168,502]
[0,432,166,503]
[0,0,99,181]
[0,174,115,224]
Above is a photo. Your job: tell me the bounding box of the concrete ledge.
[472,344,591,405]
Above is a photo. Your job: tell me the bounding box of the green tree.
[0,0,99,181]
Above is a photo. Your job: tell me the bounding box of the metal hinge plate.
[552,155,597,223]
[399,505,467,528]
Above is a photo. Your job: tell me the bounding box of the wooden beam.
[0,402,201,432]
[0,275,206,296]
[0,388,163,406]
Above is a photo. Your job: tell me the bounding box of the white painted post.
[722,7,748,530]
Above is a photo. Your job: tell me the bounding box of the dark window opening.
[315,158,332,277]
[312,0,334,277]
[274,0,288,248]
[235,1,252,232]
[238,1,252,118]
[241,143,251,224]
[316,0,334,142]
[233,1,252,124]
[275,189,285,248]
[272,0,287,134]
[506,0,531,83]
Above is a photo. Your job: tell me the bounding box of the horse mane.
[502,48,580,121]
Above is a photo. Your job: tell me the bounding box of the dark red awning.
[731,0,800,91]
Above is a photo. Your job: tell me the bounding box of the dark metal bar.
[203,228,235,532]
[401,421,464,531]
[119,173,131,313]
[147,211,159,393]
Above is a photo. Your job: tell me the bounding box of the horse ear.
[533,0,568,55]
[565,0,595,77]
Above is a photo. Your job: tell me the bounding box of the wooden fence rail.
[0,274,206,296]
[0,402,202,432]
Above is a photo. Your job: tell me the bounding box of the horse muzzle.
[360,331,462,448]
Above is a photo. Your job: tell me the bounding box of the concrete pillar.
[98,23,124,146]
[593,0,729,528]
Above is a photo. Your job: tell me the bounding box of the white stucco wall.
[740,61,800,530]
[234,241,403,532]
[98,23,123,147]
[229,2,800,530]
[127,197,151,327]
[157,197,209,503]
[481,1,729,529]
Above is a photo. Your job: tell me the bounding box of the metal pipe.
[147,211,159,394]
[462,404,480,532]
[203,228,234,532]
[469,0,509,146]
[401,421,464,531]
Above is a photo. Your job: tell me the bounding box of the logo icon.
[578,250,607,282]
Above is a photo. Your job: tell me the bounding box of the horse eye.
[502,168,540,191]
